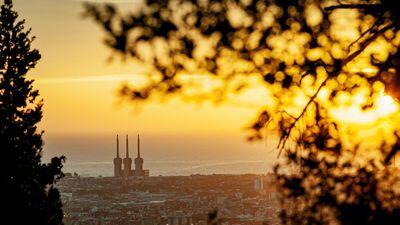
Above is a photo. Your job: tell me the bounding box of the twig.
[344,21,398,65]
[348,18,381,51]
[278,78,327,150]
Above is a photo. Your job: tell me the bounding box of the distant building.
[254,176,264,191]
[113,134,149,177]
[113,135,122,177]
[123,135,133,177]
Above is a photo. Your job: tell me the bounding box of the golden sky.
[15,0,400,135]
[15,0,267,136]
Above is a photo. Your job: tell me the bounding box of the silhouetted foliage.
[0,0,65,224]
[85,0,400,224]
[274,102,400,225]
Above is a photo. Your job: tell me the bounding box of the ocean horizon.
[60,159,273,177]
[42,132,279,177]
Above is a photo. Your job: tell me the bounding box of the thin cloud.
[37,73,218,84]
[36,74,145,84]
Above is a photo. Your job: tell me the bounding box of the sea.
[42,133,279,177]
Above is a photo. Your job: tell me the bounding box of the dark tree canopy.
[85,0,400,224]
[0,0,65,224]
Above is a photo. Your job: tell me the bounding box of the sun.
[376,92,398,116]
[330,91,398,125]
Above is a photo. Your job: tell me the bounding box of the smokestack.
[116,134,120,158]
[126,134,129,158]
[137,134,140,158]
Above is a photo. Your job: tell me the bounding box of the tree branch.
[278,20,399,150]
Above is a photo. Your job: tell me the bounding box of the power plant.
[113,134,149,177]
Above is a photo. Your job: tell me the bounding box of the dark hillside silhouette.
[0,0,65,224]
[85,0,400,224]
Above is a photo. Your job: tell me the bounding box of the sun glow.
[331,91,398,125]
[376,92,398,116]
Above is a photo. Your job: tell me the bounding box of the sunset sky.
[13,0,275,169]
[15,0,267,135]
